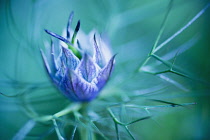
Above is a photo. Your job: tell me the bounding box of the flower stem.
[35,103,82,122]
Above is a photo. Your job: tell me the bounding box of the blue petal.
[41,49,64,88]
[93,34,104,67]
[51,39,63,68]
[40,49,52,75]
[45,29,72,45]
[54,61,66,82]
[93,55,116,89]
[61,46,80,70]
[50,40,58,71]
[76,53,100,82]
[70,70,99,101]
[66,11,74,40]
[58,70,80,101]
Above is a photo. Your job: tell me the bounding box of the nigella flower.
[40,12,115,102]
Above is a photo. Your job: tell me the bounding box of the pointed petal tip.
[44,29,48,32]
[103,54,116,74]
[40,49,46,58]
[70,11,74,17]
[75,20,80,32]
[112,53,117,58]
[67,11,74,26]
[93,33,98,45]
[61,45,69,54]
[83,53,88,59]
[44,29,52,35]
[109,54,117,63]
[66,12,75,39]
[93,33,96,40]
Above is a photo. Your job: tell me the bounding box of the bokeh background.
[0,0,210,139]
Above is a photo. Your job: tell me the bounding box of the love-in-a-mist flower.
[41,12,115,102]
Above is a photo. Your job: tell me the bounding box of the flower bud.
[41,12,115,102]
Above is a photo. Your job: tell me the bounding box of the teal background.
[0,0,210,139]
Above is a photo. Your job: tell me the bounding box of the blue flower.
[40,12,115,102]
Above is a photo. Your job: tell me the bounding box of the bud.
[41,12,115,102]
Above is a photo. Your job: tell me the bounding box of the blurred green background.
[0,0,210,139]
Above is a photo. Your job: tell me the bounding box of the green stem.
[150,0,173,54]
[52,119,65,140]
[35,103,82,122]
[74,103,96,140]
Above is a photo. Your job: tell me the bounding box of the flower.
[40,12,115,102]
